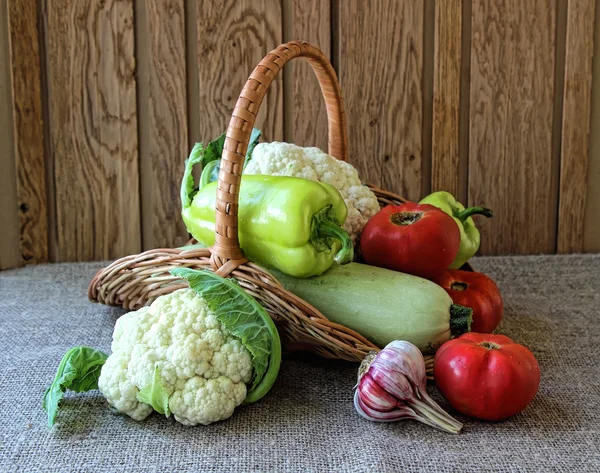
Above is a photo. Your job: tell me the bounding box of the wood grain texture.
[420,0,434,197]
[339,0,424,201]
[138,0,188,250]
[0,0,20,269]
[583,0,600,252]
[186,0,200,148]
[558,0,595,253]
[46,0,139,261]
[8,0,48,264]
[431,0,462,196]
[285,0,330,151]
[469,0,557,255]
[196,0,283,144]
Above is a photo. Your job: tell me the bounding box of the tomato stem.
[450,281,468,291]
[390,211,423,226]
[479,341,500,350]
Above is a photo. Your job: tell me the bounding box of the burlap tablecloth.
[1,255,599,472]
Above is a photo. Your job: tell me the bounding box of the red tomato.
[360,203,460,279]
[434,333,540,421]
[432,270,503,333]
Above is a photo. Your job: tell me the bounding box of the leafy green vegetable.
[136,365,170,417]
[204,132,227,165]
[171,268,281,404]
[182,129,262,200]
[200,127,261,170]
[199,159,221,190]
[244,127,262,169]
[43,346,108,428]
[180,142,205,209]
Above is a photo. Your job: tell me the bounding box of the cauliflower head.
[98,288,253,426]
[244,142,380,243]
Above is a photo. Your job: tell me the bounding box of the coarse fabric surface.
[1,255,599,473]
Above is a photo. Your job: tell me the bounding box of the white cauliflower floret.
[98,288,253,426]
[169,376,247,426]
[98,352,153,421]
[245,142,380,243]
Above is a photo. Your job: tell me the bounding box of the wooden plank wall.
[136,0,188,250]
[469,0,558,255]
[1,0,598,267]
[9,0,47,264]
[0,0,21,269]
[558,0,596,253]
[584,0,600,252]
[45,0,140,262]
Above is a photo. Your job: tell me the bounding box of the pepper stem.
[449,304,472,337]
[316,220,354,264]
[454,206,493,222]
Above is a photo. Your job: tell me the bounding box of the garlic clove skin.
[354,390,418,422]
[369,363,415,401]
[382,340,428,388]
[357,373,400,411]
[354,340,463,434]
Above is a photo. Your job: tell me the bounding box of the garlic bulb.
[354,340,463,434]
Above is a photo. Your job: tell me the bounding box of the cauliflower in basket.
[244,142,380,243]
[98,288,253,426]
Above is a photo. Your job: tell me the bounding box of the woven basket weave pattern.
[89,41,432,367]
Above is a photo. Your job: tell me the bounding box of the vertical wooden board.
[46,0,139,261]
[0,0,20,269]
[469,0,557,255]
[457,0,473,205]
[558,0,595,253]
[138,0,188,250]
[421,0,434,197]
[583,0,600,253]
[431,0,462,196]
[196,0,283,145]
[186,0,200,148]
[8,0,48,264]
[339,0,424,201]
[284,0,330,151]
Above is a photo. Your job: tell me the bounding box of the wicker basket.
[88,41,433,370]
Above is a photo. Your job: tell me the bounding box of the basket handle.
[210,41,348,275]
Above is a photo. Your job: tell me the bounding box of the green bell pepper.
[419,191,492,269]
[181,151,353,278]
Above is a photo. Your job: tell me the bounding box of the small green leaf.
[136,365,170,417]
[171,268,281,404]
[204,132,226,164]
[43,346,108,428]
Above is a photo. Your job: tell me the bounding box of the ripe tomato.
[434,333,540,421]
[432,270,503,333]
[360,203,460,280]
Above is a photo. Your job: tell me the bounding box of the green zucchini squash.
[268,263,472,353]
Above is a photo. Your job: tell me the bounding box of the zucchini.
[268,263,471,353]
